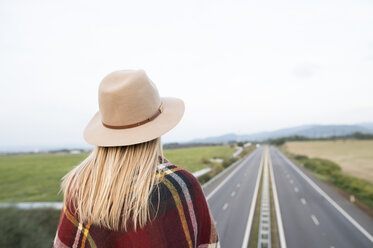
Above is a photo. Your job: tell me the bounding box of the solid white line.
[294,187,299,192]
[241,149,264,248]
[269,148,288,248]
[206,149,258,201]
[222,203,229,211]
[276,149,373,243]
[231,191,236,197]
[301,198,307,205]
[311,215,320,226]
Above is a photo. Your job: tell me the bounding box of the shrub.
[222,157,239,168]
[201,158,211,165]
[303,158,341,176]
[0,207,60,248]
[294,154,308,161]
[330,173,373,206]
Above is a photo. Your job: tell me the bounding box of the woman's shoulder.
[156,158,202,193]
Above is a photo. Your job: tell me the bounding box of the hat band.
[102,103,163,129]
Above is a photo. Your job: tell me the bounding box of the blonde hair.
[61,137,164,231]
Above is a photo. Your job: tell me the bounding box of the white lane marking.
[311,215,320,226]
[237,183,241,188]
[289,179,294,184]
[301,198,307,205]
[276,149,373,242]
[231,191,236,197]
[268,148,287,248]
[294,187,299,192]
[286,174,290,178]
[222,203,229,211]
[206,150,258,201]
[241,150,264,248]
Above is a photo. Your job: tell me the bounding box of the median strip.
[268,147,287,248]
[257,147,272,248]
[247,147,285,248]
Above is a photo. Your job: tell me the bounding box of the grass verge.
[281,148,373,212]
[248,170,263,248]
[0,145,235,202]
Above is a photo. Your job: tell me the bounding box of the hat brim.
[83,97,185,146]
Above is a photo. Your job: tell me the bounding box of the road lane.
[270,147,373,248]
[207,147,264,248]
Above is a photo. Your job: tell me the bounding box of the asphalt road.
[269,146,373,248]
[206,147,264,248]
[205,146,373,248]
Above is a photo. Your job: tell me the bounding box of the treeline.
[269,132,373,145]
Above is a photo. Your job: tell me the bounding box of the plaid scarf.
[53,157,220,248]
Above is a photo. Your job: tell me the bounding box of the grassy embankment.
[0,145,236,203]
[282,140,373,209]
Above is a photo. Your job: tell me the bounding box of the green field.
[0,145,235,202]
[285,140,373,183]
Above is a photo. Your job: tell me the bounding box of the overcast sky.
[1,0,373,151]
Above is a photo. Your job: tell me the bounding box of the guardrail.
[192,167,212,178]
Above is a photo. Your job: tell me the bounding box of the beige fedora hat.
[83,69,184,146]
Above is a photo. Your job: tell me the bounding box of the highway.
[205,146,373,248]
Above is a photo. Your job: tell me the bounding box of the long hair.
[60,137,164,231]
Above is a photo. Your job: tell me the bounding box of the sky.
[0,0,373,151]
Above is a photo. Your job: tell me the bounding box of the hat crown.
[98,70,161,126]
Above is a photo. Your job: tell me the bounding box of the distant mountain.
[357,122,373,131]
[188,123,373,144]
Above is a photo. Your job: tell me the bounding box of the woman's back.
[54,70,219,247]
[54,157,219,248]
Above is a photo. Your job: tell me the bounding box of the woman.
[54,70,219,248]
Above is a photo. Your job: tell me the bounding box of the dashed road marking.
[294,187,299,192]
[237,183,240,188]
[222,203,229,211]
[231,191,236,197]
[289,179,294,184]
[301,198,307,205]
[311,215,320,226]
[277,150,373,242]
